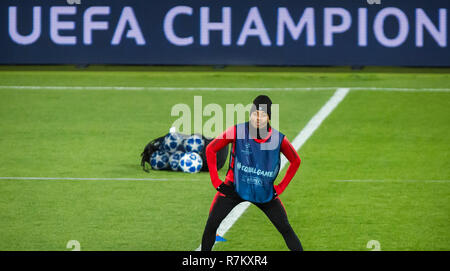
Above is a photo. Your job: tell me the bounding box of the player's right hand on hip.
[216,182,238,198]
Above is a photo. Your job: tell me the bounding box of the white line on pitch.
[0,177,199,182]
[0,86,449,92]
[351,87,450,92]
[195,88,350,251]
[335,179,450,183]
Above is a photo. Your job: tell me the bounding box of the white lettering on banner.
[237,7,271,46]
[373,7,409,47]
[83,6,109,45]
[324,8,352,46]
[277,7,315,46]
[200,7,231,46]
[7,6,448,48]
[9,6,41,45]
[358,8,368,46]
[416,8,447,47]
[111,7,145,45]
[50,6,76,45]
[163,6,193,46]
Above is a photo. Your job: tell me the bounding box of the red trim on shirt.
[252,126,272,143]
[205,126,235,189]
[275,136,301,196]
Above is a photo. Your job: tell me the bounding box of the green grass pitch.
[0,66,449,251]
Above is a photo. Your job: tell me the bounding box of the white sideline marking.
[335,179,450,183]
[0,85,449,92]
[195,88,350,251]
[351,87,450,92]
[0,177,198,182]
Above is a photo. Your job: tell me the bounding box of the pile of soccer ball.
[150,133,205,173]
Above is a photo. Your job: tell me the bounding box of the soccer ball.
[168,151,184,171]
[183,134,205,153]
[179,152,203,173]
[150,150,169,170]
[163,133,184,153]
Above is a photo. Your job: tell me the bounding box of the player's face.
[250,110,269,128]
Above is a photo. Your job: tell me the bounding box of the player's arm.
[275,136,301,196]
[205,126,235,189]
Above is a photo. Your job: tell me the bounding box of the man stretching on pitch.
[201,95,303,251]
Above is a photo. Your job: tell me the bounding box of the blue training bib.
[232,122,284,203]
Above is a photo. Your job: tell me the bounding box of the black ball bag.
[140,133,229,173]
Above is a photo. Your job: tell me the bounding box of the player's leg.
[201,192,243,251]
[255,197,303,251]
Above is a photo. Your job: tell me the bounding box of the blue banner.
[1,0,449,66]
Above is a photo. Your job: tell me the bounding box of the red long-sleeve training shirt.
[205,125,301,196]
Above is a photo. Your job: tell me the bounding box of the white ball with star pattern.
[163,133,184,154]
[150,150,169,170]
[150,151,169,169]
[179,152,203,173]
[183,135,205,153]
[168,151,184,171]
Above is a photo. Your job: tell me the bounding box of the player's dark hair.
[251,95,272,120]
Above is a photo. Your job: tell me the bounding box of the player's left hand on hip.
[272,186,279,200]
